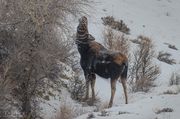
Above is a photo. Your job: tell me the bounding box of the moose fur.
[76,16,128,107]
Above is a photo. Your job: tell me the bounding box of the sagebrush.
[101,16,130,34]
[129,35,160,92]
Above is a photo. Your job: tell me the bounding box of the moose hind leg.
[108,79,117,108]
[121,78,128,104]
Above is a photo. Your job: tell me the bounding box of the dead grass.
[118,111,131,115]
[129,35,160,92]
[94,101,109,112]
[103,27,130,56]
[155,108,173,114]
[98,110,109,117]
[163,90,178,95]
[164,43,178,50]
[55,104,75,119]
[87,113,95,119]
[169,72,180,86]
[157,51,176,65]
[101,16,130,34]
[85,96,101,106]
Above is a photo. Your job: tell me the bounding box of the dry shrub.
[164,43,178,50]
[86,96,101,107]
[94,101,109,112]
[130,39,141,44]
[87,113,95,119]
[155,108,173,114]
[55,104,74,119]
[0,0,92,118]
[54,94,90,119]
[157,51,176,65]
[169,72,180,86]
[168,44,178,50]
[163,90,178,95]
[101,16,130,34]
[118,111,130,115]
[129,35,160,92]
[103,27,130,56]
[69,74,86,102]
[98,110,109,117]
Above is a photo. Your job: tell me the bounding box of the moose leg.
[90,74,96,100]
[108,79,117,108]
[85,79,90,100]
[121,78,128,104]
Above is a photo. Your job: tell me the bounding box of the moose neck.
[76,40,90,58]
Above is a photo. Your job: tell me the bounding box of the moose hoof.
[108,103,112,108]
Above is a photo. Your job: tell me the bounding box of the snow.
[76,93,180,119]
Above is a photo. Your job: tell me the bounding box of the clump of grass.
[130,39,141,44]
[101,16,130,34]
[87,113,95,119]
[86,96,101,106]
[55,103,75,119]
[164,43,178,50]
[155,108,173,114]
[118,111,130,115]
[98,110,109,117]
[163,90,178,95]
[157,51,176,65]
[169,72,180,86]
[94,101,109,112]
[129,35,160,92]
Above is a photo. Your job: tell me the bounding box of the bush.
[155,108,173,114]
[103,27,130,56]
[168,44,178,50]
[163,90,178,95]
[157,51,176,65]
[87,113,95,119]
[129,36,160,92]
[169,72,180,86]
[55,104,75,119]
[164,43,178,50]
[101,16,130,34]
[69,74,86,101]
[0,0,93,118]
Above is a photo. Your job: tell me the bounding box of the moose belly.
[93,61,123,79]
[94,63,111,79]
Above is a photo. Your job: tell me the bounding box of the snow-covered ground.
[74,0,180,119]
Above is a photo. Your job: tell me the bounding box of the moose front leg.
[85,78,90,100]
[90,74,96,100]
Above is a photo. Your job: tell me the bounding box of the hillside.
[74,0,180,119]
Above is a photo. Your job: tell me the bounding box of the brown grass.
[103,27,130,56]
[55,104,75,119]
[155,108,173,114]
[129,35,160,92]
[157,51,176,65]
[169,72,180,86]
[101,16,130,34]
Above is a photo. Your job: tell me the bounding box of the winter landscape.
[0,0,180,119]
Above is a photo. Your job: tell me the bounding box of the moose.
[75,16,128,107]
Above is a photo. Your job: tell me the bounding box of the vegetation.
[0,0,92,118]
[129,36,160,92]
[101,16,130,34]
[157,51,176,65]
